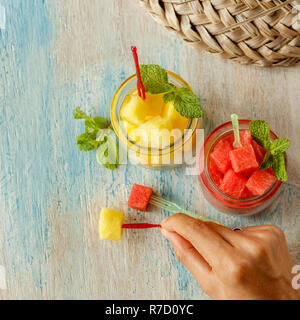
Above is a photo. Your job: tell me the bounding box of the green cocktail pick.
[231,114,242,149]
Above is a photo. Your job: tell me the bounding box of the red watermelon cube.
[240,130,253,146]
[224,130,252,147]
[209,158,223,186]
[240,187,253,199]
[246,169,277,196]
[220,169,247,199]
[128,184,153,211]
[229,144,259,174]
[223,133,234,145]
[251,140,266,165]
[210,139,233,174]
[266,167,276,176]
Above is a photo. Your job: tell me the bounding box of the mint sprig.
[249,120,271,150]
[272,153,287,182]
[76,132,99,151]
[172,88,202,119]
[259,151,273,170]
[140,64,202,119]
[270,138,290,155]
[139,64,174,94]
[73,107,119,170]
[249,120,290,181]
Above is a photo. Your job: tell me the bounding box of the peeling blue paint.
[0,0,54,293]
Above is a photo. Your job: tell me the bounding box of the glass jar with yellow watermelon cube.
[111,71,201,168]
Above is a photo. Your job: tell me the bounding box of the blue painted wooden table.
[0,0,299,299]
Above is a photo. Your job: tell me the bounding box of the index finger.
[161,213,233,269]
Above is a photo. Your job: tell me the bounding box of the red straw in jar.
[131,46,146,100]
[122,223,161,229]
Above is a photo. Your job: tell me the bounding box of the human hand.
[161,214,300,300]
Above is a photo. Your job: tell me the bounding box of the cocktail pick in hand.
[99,208,160,241]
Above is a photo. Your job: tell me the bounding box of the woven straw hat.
[139,0,300,67]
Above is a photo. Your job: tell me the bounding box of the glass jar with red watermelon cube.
[198,120,283,215]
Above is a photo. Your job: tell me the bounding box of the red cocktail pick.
[131,46,146,100]
[122,223,161,229]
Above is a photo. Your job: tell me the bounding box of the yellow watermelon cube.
[139,116,173,149]
[120,95,148,125]
[121,120,136,134]
[162,101,189,132]
[129,91,164,116]
[144,93,165,116]
[99,208,124,241]
[121,120,140,143]
[128,127,141,143]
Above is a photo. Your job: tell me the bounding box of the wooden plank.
[0,0,299,300]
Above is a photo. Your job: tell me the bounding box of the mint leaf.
[76,132,100,151]
[94,117,108,129]
[85,117,107,133]
[163,92,176,103]
[140,64,202,119]
[75,108,107,132]
[74,108,119,170]
[249,120,271,150]
[74,107,92,120]
[270,138,290,156]
[260,151,273,170]
[97,132,119,170]
[248,119,289,181]
[85,119,99,132]
[272,153,287,181]
[173,88,202,118]
[140,64,174,94]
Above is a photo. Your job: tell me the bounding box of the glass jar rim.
[202,119,283,204]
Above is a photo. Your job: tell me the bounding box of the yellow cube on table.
[99,208,124,241]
